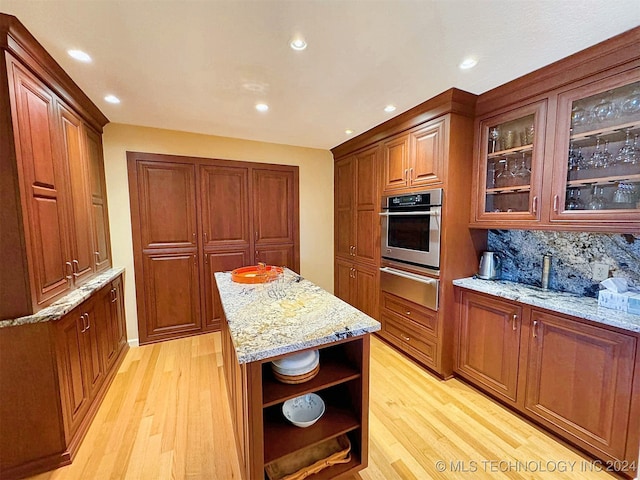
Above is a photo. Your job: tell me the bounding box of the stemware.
[593,95,619,123]
[489,127,500,153]
[571,106,587,127]
[615,129,637,164]
[622,88,640,116]
[587,185,606,210]
[515,152,531,180]
[495,159,514,187]
[566,188,584,210]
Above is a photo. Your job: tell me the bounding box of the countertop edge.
[453,277,640,334]
[236,325,381,364]
[0,267,126,329]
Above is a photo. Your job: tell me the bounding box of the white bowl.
[282,393,325,428]
[272,350,319,374]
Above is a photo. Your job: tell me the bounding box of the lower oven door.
[380,267,439,311]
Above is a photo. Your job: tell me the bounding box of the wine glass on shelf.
[615,129,637,164]
[489,127,500,153]
[495,159,513,187]
[593,94,619,124]
[622,88,640,116]
[571,106,587,128]
[515,152,531,181]
[587,185,606,210]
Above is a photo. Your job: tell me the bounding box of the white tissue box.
[598,290,640,316]
[598,290,630,312]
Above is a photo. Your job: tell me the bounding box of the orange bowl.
[231,265,284,284]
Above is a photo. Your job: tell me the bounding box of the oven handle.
[379,267,438,284]
[379,210,440,216]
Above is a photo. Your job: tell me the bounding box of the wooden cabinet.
[335,145,379,264]
[524,309,636,463]
[221,316,371,480]
[0,15,111,320]
[454,287,639,471]
[455,291,523,404]
[335,259,378,319]
[471,27,640,232]
[128,153,300,343]
[472,101,547,223]
[381,118,445,192]
[0,272,128,479]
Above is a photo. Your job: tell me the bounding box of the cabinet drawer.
[382,292,437,335]
[383,311,437,364]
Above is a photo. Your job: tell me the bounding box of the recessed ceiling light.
[104,95,120,104]
[255,103,269,112]
[345,129,354,135]
[290,37,307,51]
[67,49,92,63]
[459,57,478,70]
[384,105,396,113]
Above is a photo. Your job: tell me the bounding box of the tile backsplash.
[487,230,640,297]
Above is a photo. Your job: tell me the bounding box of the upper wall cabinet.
[550,72,640,226]
[382,117,445,192]
[470,26,640,232]
[0,15,110,320]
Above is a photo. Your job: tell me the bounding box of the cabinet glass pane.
[565,81,640,212]
[485,114,535,213]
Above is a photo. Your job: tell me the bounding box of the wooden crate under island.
[215,270,380,480]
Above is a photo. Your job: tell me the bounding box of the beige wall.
[102,123,334,344]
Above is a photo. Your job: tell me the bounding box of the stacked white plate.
[272,350,320,384]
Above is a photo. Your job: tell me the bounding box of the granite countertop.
[453,277,640,334]
[0,267,125,329]
[215,270,381,364]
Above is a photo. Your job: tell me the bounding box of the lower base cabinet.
[221,316,371,480]
[0,273,128,480]
[334,259,379,319]
[454,287,639,476]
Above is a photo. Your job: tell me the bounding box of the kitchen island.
[215,270,380,480]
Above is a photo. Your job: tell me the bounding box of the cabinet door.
[456,290,522,404]
[203,249,250,331]
[111,276,127,355]
[354,146,378,263]
[200,165,250,249]
[137,161,198,250]
[100,280,126,372]
[382,133,410,192]
[141,252,201,342]
[524,310,636,460]
[56,309,90,439]
[334,259,354,305]
[8,56,71,306]
[84,127,111,272]
[58,102,94,285]
[353,264,378,319]
[82,297,105,396]
[335,157,355,259]
[550,71,640,229]
[473,100,547,224]
[410,119,445,186]
[253,168,297,245]
[254,244,295,270]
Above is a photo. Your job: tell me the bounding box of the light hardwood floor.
[28,333,618,480]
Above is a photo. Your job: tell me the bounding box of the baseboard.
[128,338,139,347]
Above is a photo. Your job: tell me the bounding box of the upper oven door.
[380,205,441,270]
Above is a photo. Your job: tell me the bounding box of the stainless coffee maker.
[478,251,502,280]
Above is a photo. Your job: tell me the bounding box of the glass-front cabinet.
[475,101,547,222]
[551,71,640,225]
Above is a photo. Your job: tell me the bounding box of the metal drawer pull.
[512,313,518,331]
[85,313,90,330]
[401,334,410,342]
[379,267,437,285]
[532,320,539,338]
[379,210,439,217]
[66,262,73,281]
[405,311,411,316]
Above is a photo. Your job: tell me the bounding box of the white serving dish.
[272,350,319,376]
[282,393,325,428]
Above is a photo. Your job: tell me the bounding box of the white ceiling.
[1,1,639,150]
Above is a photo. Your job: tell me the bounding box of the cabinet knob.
[401,334,410,342]
[405,311,411,316]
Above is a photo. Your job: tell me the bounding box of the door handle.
[409,167,414,180]
[532,196,538,214]
[553,195,559,213]
[532,320,539,338]
[72,259,79,277]
[203,232,208,243]
[255,231,259,241]
[65,262,73,281]
[512,313,518,331]
[205,253,209,265]
[84,313,90,331]
[80,313,88,333]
